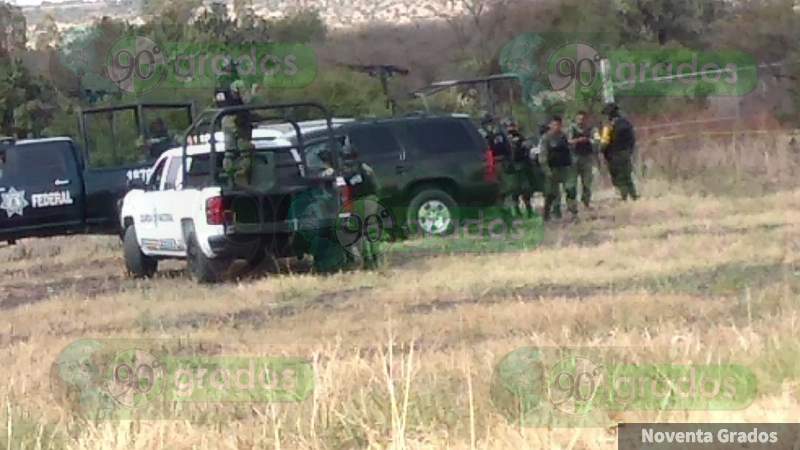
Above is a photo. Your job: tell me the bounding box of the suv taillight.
[340,185,354,212]
[206,196,225,225]
[484,147,497,182]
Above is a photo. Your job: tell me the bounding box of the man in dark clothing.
[568,111,599,209]
[146,118,175,159]
[478,113,515,213]
[503,118,536,218]
[339,138,389,270]
[600,103,639,201]
[538,115,578,221]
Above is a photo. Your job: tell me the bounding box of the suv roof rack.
[410,73,522,117]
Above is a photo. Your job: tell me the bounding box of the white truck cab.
[120,103,354,283]
[120,128,306,282]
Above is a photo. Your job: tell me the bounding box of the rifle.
[340,64,410,116]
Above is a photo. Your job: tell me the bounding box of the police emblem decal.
[0,187,29,218]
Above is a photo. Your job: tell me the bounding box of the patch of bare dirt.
[0,274,126,310]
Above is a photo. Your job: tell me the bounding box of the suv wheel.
[186,232,231,283]
[407,188,459,236]
[123,226,157,278]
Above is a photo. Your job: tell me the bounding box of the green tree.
[0,2,26,56]
[615,0,729,46]
[269,9,327,43]
[54,18,127,101]
[0,59,60,137]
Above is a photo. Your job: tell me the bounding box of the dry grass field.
[2,136,800,449]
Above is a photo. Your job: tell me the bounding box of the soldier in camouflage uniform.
[478,113,514,214]
[215,62,261,188]
[312,141,386,272]
[568,110,599,209]
[342,142,385,270]
[528,122,549,199]
[599,103,639,201]
[503,118,537,218]
[538,115,578,221]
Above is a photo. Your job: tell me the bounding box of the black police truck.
[0,102,193,244]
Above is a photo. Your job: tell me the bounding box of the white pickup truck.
[120,107,353,283]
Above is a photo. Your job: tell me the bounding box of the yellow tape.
[641,130,782,143]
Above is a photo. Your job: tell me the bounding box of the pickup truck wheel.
[186,233,230,283]
[407,188,459,237]
[123,226,157,278]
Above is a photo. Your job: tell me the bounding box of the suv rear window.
[406,119,478,154]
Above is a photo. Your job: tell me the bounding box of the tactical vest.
[607,117,635,153]
[546,133,572,168]
[508,131,528,162]
[485,131,510,159]
[571,125,594,155]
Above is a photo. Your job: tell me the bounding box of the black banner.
[619,424,800,450]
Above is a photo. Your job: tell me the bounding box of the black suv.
[300,115,500,235]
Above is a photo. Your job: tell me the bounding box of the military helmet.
[214,59,244,107]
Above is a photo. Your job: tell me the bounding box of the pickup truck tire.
[123,226,157,278]
[186,232,231,284]
[407,188,459,237]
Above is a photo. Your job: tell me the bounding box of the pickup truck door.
[0,140,84,232]
[134,155,186,256]
[151,156,187,254]
[83,164,154,231]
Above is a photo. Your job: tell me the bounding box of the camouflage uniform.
[538,130,578,220]
[568,122,598,207]
[478,115,514,210]
[600,104,639,201]
[345,160,383,269]
[215,67,257,188]
[505,121,537,217]
[311,149,384,272]
[528,123,550,196]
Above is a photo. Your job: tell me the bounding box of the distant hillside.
[21,0,465,31]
